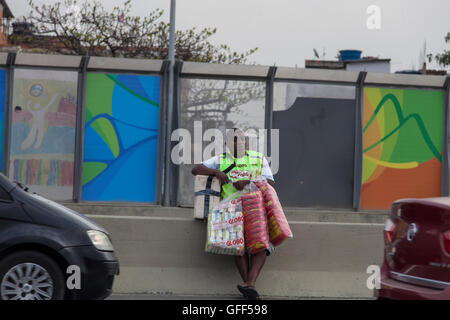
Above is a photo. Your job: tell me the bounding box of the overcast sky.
[7,0,450,72]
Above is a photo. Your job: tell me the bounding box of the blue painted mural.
[82,73,160,202]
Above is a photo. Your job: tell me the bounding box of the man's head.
[226,128,246,158]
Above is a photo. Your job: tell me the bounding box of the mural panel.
[10,69,77,200]
[82,73,160,202]
[362,87,444,209]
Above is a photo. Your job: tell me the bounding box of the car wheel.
[0,251,65,300]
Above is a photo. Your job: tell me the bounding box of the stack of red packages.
[255,181,293,246]
[241,189,270,254]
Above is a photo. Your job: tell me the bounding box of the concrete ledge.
[59,203,386,298]
[62,202,388,224]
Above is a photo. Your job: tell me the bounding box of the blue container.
[339,50,362,61]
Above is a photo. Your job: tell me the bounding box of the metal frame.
[2,53,16,176]
[264,66,277,156]
[167,60,183,206]
[155,61,170,204]
[442,76,450,196]
[73,56,89,202]
[353,72,367,211]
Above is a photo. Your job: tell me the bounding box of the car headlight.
[87,230,114,251]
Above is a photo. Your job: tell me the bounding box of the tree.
[427,32,450,69]
[24,0,258,64]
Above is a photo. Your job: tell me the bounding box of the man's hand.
[192,164,229,185]
[233,180,250,191]
[214,170,229,186]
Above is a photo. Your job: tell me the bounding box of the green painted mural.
[362,87,444,209]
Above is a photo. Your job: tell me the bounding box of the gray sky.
[8,0,450,72]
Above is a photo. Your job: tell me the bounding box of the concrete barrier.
[63,202,387,298]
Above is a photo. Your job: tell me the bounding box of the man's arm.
[261,156,275,188]
[191,164,229,185]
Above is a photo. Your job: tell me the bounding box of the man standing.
[191,128,275,300]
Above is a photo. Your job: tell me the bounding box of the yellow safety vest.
[219,150,263,199]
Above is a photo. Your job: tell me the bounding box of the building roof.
[305,57,391,69]
[304,60,345,69]
[0,0,13,18]
[344,58,391,64]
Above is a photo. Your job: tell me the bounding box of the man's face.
[226,129,245,157]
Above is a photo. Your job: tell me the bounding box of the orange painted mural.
[361,88,444,210]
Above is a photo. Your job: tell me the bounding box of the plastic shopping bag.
[205,193,245,256]
[255,180,293,247]
[241,183,270,255]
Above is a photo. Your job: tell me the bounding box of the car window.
[0,186,12,202]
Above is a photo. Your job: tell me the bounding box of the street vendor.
[191,128,275,300]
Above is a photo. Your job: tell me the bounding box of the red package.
[255,181,293,247]
[241,190,270,254]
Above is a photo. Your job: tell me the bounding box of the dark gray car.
[0,173,119,300]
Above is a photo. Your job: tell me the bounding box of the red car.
[375,197,450,300]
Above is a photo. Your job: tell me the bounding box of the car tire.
[0,250,65,300]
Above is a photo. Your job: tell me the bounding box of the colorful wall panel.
[0,69,6,171]
[82,73,160,202]
[10,69,78,200]
[362,87,444,210]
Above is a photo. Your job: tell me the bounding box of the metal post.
[442,76,450,196]
[73,55,89,202]
[353,71,367,211]
[155,60,170,204]
[2,53,16,176]
[169,61,183,206]
[163,0,176,206]
[264,66,277,157]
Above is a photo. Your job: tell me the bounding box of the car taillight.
[384,217,396,244]
[444,231,450,254]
